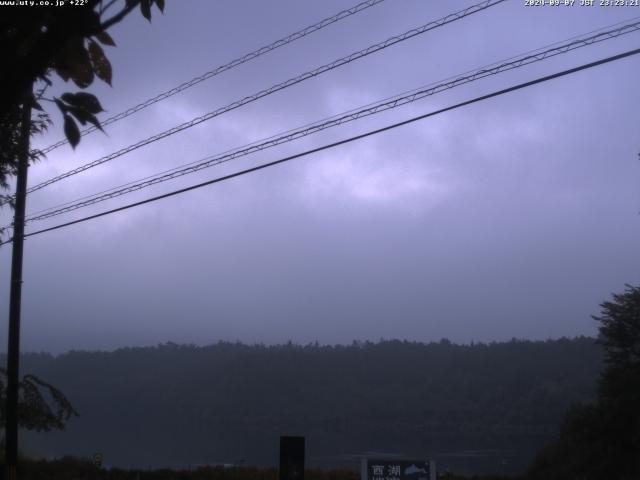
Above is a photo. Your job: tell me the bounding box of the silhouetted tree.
[0,368,78,435]
[0,0,165,213]
[0,1,164,463]
[527,285,640,480]
[14,338,601,471]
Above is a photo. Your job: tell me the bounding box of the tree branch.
[99,1,139,32]
[100,0,121,17]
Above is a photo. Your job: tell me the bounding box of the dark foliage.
[0,368,78,433]
[526,285,640,480]
[13,337,601,475]
[0,86,51,226]
[0,0,164,201]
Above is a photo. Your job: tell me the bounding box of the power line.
[22,19,640,224]
[39,0,388,154]
[26,15,640,221]
[22,0,506,198]
[9,46,638,243]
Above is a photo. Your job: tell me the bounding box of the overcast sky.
[1,0,639,353]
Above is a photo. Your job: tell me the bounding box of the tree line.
[6,337,602,475]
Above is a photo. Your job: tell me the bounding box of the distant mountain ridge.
[10,337,601,475]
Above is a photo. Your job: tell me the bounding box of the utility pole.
[5,87,32,480]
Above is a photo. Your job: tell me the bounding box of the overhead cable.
[22,19,640,224]
[8,47,638,242]
[22,0,506,198]
[40,0,388,154]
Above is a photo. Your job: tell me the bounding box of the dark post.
[5,89,32,480]
[279,436,305,480]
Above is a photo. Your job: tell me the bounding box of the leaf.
[140,0,151,21]
[76,92,104,114]
[85,113,104,132]
[155,0,165,12]
[63,38,94,88]
[68,106,89,126]
[95,31,116,47]
[55,67,70,82]
[63,115,80,149]
[88,40,112,86]
[61,92,104,114]
[88,39,104,61]
[71,66,94,88]
[54,98,67,113]
[60,93,76,104]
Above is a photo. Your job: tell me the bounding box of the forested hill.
[17,338,601,475]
